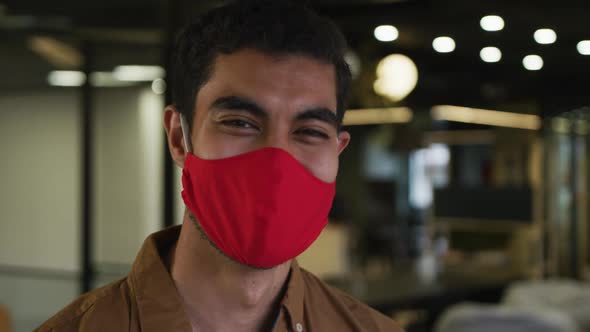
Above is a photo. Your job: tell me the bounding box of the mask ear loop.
[179,112,194,155]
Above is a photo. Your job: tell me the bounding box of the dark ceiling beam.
[311,0,430,18]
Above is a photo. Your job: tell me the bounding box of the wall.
[0,86,166,331]
[93,87,164,266]
[0,90,80,272]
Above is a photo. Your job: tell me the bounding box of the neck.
[170,210,292,332]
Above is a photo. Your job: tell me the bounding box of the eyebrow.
[295,108,339,130]
[210,96,268,119]
[210,95,338,129]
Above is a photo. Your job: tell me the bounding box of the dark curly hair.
[169,0,351,132]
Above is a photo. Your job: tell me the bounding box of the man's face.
[186,48,350,182]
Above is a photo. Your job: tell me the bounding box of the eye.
[221,119,259,130]
[296,128,329,139]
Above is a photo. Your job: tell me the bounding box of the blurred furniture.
[503,280,590,331]
[0,305,11,332]
[433,187,543,278]
[435,303,579,332]
[327,265,518,331]
[434,187,533,222]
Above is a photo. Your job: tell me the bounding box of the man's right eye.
[221,119,259,130]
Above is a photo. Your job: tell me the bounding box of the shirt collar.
[128,225,307,332]
[128,226,192,332]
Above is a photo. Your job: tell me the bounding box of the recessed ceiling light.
[534,29,557,44]
[577,40,590,55]
[480,47,502,63]
[432,36,456,53]
[374,25,399,42]
[480,15,505,32]
[523,55,544,71]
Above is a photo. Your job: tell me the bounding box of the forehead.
[197,48,338,113]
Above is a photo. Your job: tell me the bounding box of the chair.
[503,279,590,331]
[435,303,579,332]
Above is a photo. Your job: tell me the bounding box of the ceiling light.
[151,79,167,95]
[90,72,135,87]
[432,36,456,53]
[480,47,502,63]
[523,55,544,71]
[374,54,418,102]
[577,40,590,55]
[431,105,541,130]
[113,65,165,82]
[534,29,557,44]
[343,107,413,126]
[374,25,399,42]
[47,70,86,87]
[28,36,83,68]
[480,15,505,32]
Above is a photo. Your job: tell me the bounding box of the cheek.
[301,150,339,183]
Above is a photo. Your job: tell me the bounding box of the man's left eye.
[296,128,329,139]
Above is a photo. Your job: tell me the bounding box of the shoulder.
[35,277,133,332]
[299,268,404,332]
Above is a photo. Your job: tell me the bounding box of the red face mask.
[180,142,335,269]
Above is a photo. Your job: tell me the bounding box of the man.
[37,1,402,331]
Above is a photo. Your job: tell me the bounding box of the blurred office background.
[1,0,589,331]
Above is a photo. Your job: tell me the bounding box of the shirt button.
[296,323,303,332]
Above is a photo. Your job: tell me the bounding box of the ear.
[163,105,187,168]
[336,130,351,155]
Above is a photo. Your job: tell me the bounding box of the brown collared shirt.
[36,226,402,332]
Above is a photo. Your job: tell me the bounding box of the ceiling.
[1,0,589,117]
